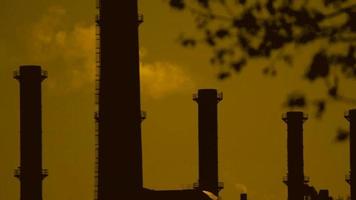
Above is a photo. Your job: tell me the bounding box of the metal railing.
[14,167,21,178]
[283,175,310,185]
[282,112,308,122]
[138,14,144,24]
[193,92,223,102]
[141,111,147,121]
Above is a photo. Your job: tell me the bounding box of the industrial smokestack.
[282,111,308,200]
[14,65,48,200]
[96,0,143,199]
[345,109,356,200]
[318,190,331,200]
[193,89,223,196]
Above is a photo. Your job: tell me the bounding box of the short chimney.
[193,89,223,196]
[14,65,48,200]
[282,111,308,200]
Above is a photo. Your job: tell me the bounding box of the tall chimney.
[345,109,356,200]
[193,89,223,196]
[14,65,48,200]
[282,111,308,200]
[96,0,143,199]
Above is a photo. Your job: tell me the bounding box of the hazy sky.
[0,1,353,200]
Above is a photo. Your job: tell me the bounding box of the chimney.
[193,89,223,196]
[318,190,331,200]
[96,0,143,199]
[14,65,48,200]
[282,111,308,200]
[345,109,356,200]
[241,193,247,200]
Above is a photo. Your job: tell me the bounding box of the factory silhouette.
[8,0,355,200]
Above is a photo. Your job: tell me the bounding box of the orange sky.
[0,1,354,200]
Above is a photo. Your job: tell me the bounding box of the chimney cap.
[282,111,308,122]
[193,89,222,102]
[14,65,47,80]
[19,65,42,70]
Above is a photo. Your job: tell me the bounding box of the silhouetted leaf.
[262,67,269,75]
[324,0,348,7]
[328,85,338,98]
[237,33,248,49]
[314,100,326,118]
[255,2,262,11]
[181,38,196,47]
[238,0,246,5]
[198,0,209,8]
[312,10,326,21]
[236,12,259,34]
[279,6,298,17]
[169,0,356,123]
[170,0,185,9]
[214,49,232,64]
[262,66,277,76]
[231,59,246,72]
[216,28,229,39]
[205,30,216,46]
[286,94,307,107]
[210,57,217,64]
[206,37,216,46]
[297,31,317,44]
[266,0,275,15]
[345,46,356,66]
[293,8,313,26]
[218,72,231,80]
[336,128,349,142]
[336,46,356,77]
[282,55,293,65]
[305,51,330,81]
[347,11,356,31]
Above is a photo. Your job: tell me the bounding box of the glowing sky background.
[0,0,354,200]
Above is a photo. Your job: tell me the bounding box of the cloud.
[140,61,194,99]
[25,6,193,97]
[26,6,96,93]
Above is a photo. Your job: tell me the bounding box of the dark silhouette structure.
[282,112,333,200]
[193,89,223,196]
[95,0,211,200]
[95,0,143,199]
[240,193,247,200]
[345,109,356,200]
[318,190,332,200]
[95,0,213,199]
[282,111,308,200]
[14,65,48,200]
